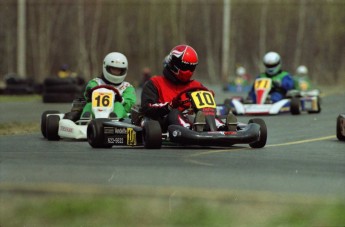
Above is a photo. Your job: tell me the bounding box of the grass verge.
[0,94,41,102]
[0,122,40,135]
[0,184,344,227]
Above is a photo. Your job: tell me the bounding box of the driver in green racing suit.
[81,52,136,119]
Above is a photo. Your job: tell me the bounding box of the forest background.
[0,0,344,87]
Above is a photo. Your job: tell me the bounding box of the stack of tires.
[42,77,85,103]
[3,73,37,94]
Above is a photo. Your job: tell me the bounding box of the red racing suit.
[141,72,203,120]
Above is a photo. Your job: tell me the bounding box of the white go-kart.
[41,85,121,141]
[223,78,321,115]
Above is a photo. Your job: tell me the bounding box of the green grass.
[0,122,40,135]
[0,94,41,102]
[0,184,344,227]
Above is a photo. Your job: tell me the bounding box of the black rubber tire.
[42,92,78,103]
[41,110,60,138]
[336,115,345,141]
[46,115,60,141]
[5,84,34,94]
[248,118,267,148]
[43,84,80,93]
[290,97,301,115]
[308,96,322,114]
[43,77,76,86]
[87,119,112,148]
[143,120,162,149]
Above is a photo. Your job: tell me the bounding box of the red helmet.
[165,45,198,83]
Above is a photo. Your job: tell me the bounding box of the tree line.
[0,0,344,86]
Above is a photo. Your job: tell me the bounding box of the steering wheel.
[89,85,122,102]
[172,86,210,111]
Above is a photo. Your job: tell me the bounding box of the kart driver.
[247,51,294,103]
[141,44,235,131]
[80,52,136,119]
[294,65,313,91]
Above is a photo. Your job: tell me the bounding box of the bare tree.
[202,0,218,84]
[294,0,306,70]
[77,0,90,80]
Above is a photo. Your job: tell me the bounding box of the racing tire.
[43,84,80,93]
[290,97,301,115]
[87,118,113,148]
[46,115,60,141]
[336,115,345,141]
[248,118,267,148]
[143,120,162,149]
[43,77,76,86]
[308,96,322,114]
[42,92,78,103]
[41,110,60,138]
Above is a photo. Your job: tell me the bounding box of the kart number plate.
[190,91,216,109]
[127,128,136,146]
[92,91,114,108]
[254,78,272,90]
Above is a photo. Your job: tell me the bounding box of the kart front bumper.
[168,123,260,146]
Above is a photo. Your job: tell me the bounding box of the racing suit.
[248,70,294,103]
[141,68,207,131]
[81,76,136,118]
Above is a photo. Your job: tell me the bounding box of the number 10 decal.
[191,91,216,109]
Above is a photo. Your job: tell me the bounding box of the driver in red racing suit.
[141,44,230,132]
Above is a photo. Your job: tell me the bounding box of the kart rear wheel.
[290,97,301,115]
[87,119,113,148]
[46,115,60,141]
[41,110,59,138]
[248,118,267,148]
[336,115,345,141]
[143,120,162,149]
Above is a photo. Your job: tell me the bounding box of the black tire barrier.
[42,92,79,103]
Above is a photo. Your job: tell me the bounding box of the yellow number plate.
[92,91,114,107]
[127,128,136,146]
[254,78,272,90]
[190,91,216,109]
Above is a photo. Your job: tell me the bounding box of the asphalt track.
[0,87,344,198]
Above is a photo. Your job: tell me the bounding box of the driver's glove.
[169,97,181,109]
[114,94,123,103]
[272,80,281,88]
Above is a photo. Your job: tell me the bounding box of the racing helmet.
[165,45,198,83]
[296,65,308,75]
[236,66,246,76]
[263,52,281,76]
[103,52,128,84]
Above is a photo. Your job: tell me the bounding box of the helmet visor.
[264,62,280,68]
[174,60,197,72]
[106,66,127,76]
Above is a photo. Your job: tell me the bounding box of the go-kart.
[87,86,268,149]
[41,85,123,141]
[220,78,321,115]
[336,114,345,141]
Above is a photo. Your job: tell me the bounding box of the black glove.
[115,94,123,103]
[169,97,181,109]
[272,80,281,88]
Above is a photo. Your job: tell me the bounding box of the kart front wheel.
[46,115,60,141]
[87,119,112,148]
[248,118,267,148]
[336,115,345,141]
[290,97,301,115]
[41,110,59,138]
[143,120,162,149]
